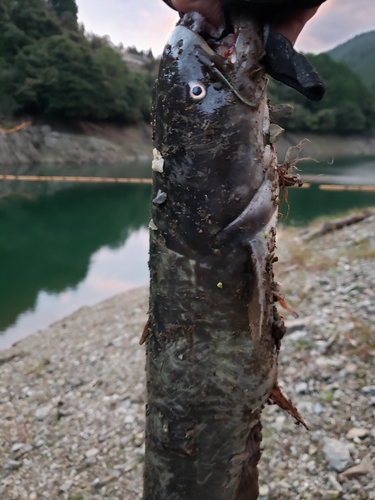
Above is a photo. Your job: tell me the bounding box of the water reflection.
[2,229,149,349]
[0,183,151,347]
[282,157,375,225]
[282,183,375,226]
[1,156,375,349]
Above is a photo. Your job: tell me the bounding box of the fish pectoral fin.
[269,383,309,430]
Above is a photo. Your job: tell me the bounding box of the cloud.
[76,0,375,55]
[297,0,375,53]
[77,0,177,55]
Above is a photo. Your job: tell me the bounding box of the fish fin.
[269,383,309,430]
[139,318,152,346]
[273,291,299,319]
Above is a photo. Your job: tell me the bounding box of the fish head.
[152,14,272,254]
[153,25,232,150]
[153,14,266,154]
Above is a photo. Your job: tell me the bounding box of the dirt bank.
[0,121,374,168]
[0,123,152,167]
[278,132,375,162]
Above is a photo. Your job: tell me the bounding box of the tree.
[268,53,375,134]
[0,0,153,122]
[48,0,78,20]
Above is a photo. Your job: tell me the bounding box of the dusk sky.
[76,0,375,55]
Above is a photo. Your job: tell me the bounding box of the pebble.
[328,473,343,492]
[287,330,308,342]
[339,454,373,480]
[346,428,368,439]
[4,460,22,470]
[322,437,353,472]
[59,481,73,492]
[313,403,324,415]
[344,362,357,374]
[295,382,308,394]
[11,443,25,452]
[1,217,375,499]
[85,448,99,458]
[362,386,375,395]
[259,485,270,496]
[35,404,52,421]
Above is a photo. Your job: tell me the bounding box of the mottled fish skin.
[144,14,280,500]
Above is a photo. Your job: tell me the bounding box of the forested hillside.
[328,31,375,97]
[268,53,375,134]
[0,0,153,122]
[1,1,374,136]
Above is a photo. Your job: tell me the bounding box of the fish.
[143,11,297,500]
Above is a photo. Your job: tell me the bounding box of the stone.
[14,444,33,459]
[287,330,308,342]
[362,386,375,395]
[322,437,352,472]
[346,428,368,440]
[4,460,22,470]
[35,404,52,421]
[295,382,308,394]
[59,481,73,492]
[259,485,270,496]
[85,456,96,467]
[11,443,25,452]
[306,460,316,473]
[313,403,324,415]
[344,362,357,374]
[328,473,343,492]
[339,454,373,480]
[85,448,99,458]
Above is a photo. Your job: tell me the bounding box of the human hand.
[171,0,224,33]
[170,0,319,45]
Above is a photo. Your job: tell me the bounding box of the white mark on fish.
[152,148,164,173]
[152,190,167,205]
[263,104,270,136]
[269,124,285,144]
[148,219,158,231]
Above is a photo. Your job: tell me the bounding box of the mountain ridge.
[327,30,375,95]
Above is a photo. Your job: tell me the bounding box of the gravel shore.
[1,212,374,500]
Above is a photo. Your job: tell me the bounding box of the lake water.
[1,156,375,349]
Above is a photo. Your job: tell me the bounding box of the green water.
[1,156,375,348]
[0,182,151,348]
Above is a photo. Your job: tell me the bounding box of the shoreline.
[1,214,375,498]
[0,122,374,168]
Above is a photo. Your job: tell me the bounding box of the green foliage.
[328,31,375,96]
[48,0,78,19]
[0,0,153,122]
[269,53,375,134]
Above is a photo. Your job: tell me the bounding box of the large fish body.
[144,13,281,500]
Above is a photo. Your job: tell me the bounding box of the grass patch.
[322,391,334,403]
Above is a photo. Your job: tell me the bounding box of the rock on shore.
[1,214,375,499]
[0,123,152,167]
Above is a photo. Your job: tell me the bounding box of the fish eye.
[188,81,207,101]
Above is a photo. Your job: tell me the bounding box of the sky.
[76,0,375,56]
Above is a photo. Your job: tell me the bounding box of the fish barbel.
[144,11,286,500]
